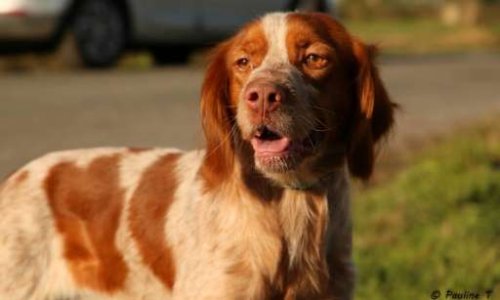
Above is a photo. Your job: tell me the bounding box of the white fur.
[259,12,290,69]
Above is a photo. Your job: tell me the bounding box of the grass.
[345,18,500,54]
[353,119,500,299]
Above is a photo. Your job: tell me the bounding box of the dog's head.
[201,12,395,189]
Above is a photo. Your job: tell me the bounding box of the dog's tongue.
[251,137,291,156]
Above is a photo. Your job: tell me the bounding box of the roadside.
[346,18,500,55]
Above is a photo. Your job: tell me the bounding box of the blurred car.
[0,0,328,68]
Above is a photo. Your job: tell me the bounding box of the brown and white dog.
[0,12,395,300]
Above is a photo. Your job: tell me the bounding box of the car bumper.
[0,0,70,40]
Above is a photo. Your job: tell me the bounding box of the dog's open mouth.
[250,125,324,171]
[251,126,291,158]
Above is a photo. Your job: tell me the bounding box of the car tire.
[72,0,127,68]
[151,46,191,66]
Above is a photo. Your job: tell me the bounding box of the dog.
[0,12,395,300]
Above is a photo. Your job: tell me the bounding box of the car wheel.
[73,0,127,68]
[151,46,191,66]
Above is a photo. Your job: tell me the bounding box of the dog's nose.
[244,81,284,114]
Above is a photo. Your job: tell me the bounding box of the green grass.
[353,120,500,299]
[345,18,500,54]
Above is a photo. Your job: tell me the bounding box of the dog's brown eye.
[236,57,250,70]
[304,54,328,69]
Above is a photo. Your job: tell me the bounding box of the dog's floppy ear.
[348,39,396,179]
[200,41,235,188]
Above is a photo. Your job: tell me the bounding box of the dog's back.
[0,148,188,299]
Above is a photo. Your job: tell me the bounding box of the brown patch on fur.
[129,153,181,290]
[44,155,128,293]
[226,22,268,108]
[127,147,151,154]
[13,170,29,184]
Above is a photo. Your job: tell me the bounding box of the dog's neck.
[233,160,346,295]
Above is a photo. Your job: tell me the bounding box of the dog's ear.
[200,41,235,188]
[347,39,396,179]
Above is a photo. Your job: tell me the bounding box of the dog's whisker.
[205,122,238,158]
[311,105,336,116]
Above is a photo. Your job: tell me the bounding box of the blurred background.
[0,0,499,299]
